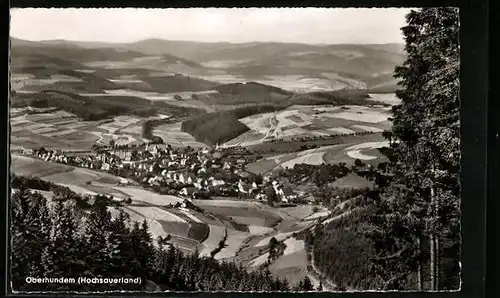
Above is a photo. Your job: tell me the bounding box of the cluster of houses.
[15,143,312,205]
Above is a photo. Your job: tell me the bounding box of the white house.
[255,193,267,201]
[178,173,186,184]
[101,163,110,171]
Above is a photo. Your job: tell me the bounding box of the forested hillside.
[180,104,287,145]
[10,185,317,292]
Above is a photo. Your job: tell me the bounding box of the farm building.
[179,186,197,197]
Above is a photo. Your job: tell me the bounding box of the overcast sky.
[10,8,411,44]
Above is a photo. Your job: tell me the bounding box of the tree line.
[279,163,351,187]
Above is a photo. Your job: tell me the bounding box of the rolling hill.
[11,38,404,90]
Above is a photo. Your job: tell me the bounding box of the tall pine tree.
[83,195,112,278]
[366,7,460,291]
[41,200,81,291]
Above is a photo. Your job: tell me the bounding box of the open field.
[195,200,283,228]
[248,252,270,267]
[58,183,97,196]
[178,209,204,223]
[278,205,316,219]
[121,208,192,241]
[83,182,131,199]
[169,235,200,253]
[10,154,74,177]
[113,186,184,206]
[153,122,206,148]
[10,111,105,150]
[247,133,389,174]
[200,225,227,257]
[283,238,305,256]
[248,225,275,236]
[44,167,122,185]
[10,155,128,187]
[122,207,173,240]
[215,229,249,260]
[344,141,390,160]
[193,199,261,208]
[281,152,326,168]
[10,108,206,150]
[126,206,187,223]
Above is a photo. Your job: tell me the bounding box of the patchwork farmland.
[225,104,391,147]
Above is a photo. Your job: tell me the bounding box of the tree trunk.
[417,236,423,291]
[430,179,436,291]
[435,236,440,290]
[431,164,440,291]
[430,232,436,291]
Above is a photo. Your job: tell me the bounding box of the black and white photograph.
[8,7,460,292]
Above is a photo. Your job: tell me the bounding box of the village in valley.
[13,140,350,206]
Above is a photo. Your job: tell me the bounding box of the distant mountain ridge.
[11,37,405,62]
[11,37,404,91]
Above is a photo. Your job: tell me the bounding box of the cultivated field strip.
[215,230,249,260]
[114,186,184,205]
[126,206,187,223]
[178,209,203,223]
[200,225,227,257]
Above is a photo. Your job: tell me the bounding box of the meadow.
[246,135,388,174]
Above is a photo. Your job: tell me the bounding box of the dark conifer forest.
[10,188,303,292]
